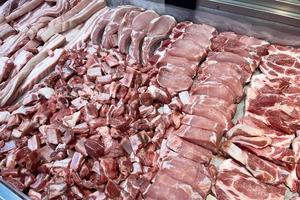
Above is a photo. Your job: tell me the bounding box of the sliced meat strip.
[0,34,65,107]
[197,73,244,102]
[66,7,110,49]
[141,15,176,65]
[200,62,246,85]
[160,156,212,198]
[156,54,197,77]
[191,80,236,104]
[146,171,202,200]
[157,65,193,93]
[128,10,159,64]
[14,48,66,102]
[172,124,222,153]
[0,33,29,57]
[222,141,290,185]
[206,51,253,82]
[167,39,207,62]
[26,0,73,39]
[117,9,143,53]
[5,0,44,22]
[0,0,21,22]
[216,159,286,200]
[0,23,16,40]
[90,8,114,45]
[101,6,141,49]
[238,116,295,148]
[166,134,212,164]
[190,95,237,118]
[232,136,295,165]
[0,57,14,83]
[181,114,223,134]
[177,23,216,49]
[183,104,233,131]
[212,31,269,57]
[39,0,105,42]
[260,45,300,82]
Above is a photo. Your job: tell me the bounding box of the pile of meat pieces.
[0,46,178,199]
[146,30,272,199]
[221,45,300,199]
[0,0,107,107]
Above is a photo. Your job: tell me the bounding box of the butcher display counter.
[0,0,299,199]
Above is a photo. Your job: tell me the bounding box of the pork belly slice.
[166,134,213,163]
[157,65,193,93]
[128,10,159,64]
[183,103,233,131]
[15,48,66,101]
[26,0,73,39]
[172,124,222,153]
[0,34,65,107]
[260,45,300,82]
[0,33,29,57]
[0,0,21,22]
[101,6,141,49]
[39,0,106,42]
[181,114,223,134]
[90,8,114,45]
[191,80,236,104]
[5,0,44,22]
[0,23,16,40]
[66,7,110,49]
[0,57,14,83]
[117,9,143,53]
[146,171,203,200]
[216,159,285,200]
[222,141,290,185]
[239,116,295,148]
[160,156,212,198]
[141,15,176,65]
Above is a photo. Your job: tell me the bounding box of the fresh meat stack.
[146,30,272,199]
[222,45,300,199]
[0,1,299,200]
[0,0,106,107]
[146,22,218,199]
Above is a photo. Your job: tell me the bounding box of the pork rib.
[141,15,176,65]
[117,9,143,53]
[127,10,159,64]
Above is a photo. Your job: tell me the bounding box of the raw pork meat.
[128,10,159,64]
[141,15,176,65]
[216,159,285,200]
[222,141,290,185]
[260,45,300,82]
[117,9,143,53]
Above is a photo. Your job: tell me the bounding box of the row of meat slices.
[90,5,177,66]
[145,29,271,199]
[222,44,300,199]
